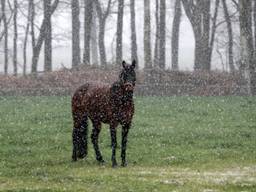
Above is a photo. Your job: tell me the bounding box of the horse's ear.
[122,60,126,68]
[131,60,136,69]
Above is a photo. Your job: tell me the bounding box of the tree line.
[0,0,256,93]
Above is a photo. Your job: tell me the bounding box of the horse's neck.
[110,81,133,104]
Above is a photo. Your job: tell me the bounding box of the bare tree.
[23,0,33,76]
[116,0,124,65]
[30,0,35,59]
[182,0,214,70]
[1,0,8,74]
[239,0,256,95]
[144,0,152,69]
[209,0,220,66]
[44,0,52,72]
[72,0,81,68]
[83,0,93,65]
[154,0,159,67]
[90,2,98,65]
[171,0,182,71]
[254,0,256,51]
[13,0,18,75]
[222,0,235,72]
[130,0,138,67]
[31,0,59,73]
[95,0,112,66]
[158,0,166,69]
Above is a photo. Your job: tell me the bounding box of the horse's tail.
[71,84,90,161]
[72,113,88,161]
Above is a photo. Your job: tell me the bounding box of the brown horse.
[71,60,136,167]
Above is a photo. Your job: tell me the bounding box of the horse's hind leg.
[91,121,104,164]
[72,112,88,161]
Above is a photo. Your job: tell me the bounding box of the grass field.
[0,96,256,191]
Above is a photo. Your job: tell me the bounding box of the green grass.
[0,96,256,191]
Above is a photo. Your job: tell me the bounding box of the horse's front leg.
[121,123,130,167]
[110,123,118,168]
[91,121,104,164]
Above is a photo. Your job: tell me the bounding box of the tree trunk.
[254,0,256,51]
[222,0,235,72]
[1,0,8,74]
[23,14,29,76]
[31,0,59,74]
[83,0,93,65]
[30,0,35,56]
[209,0,220,68]
[158,0,166,69]
[72,0,81,68]
[171,0,181,71]
[182,0,211,71]
[13,0,18,75]
[95,0,112,67]
[239,0,256,95]
[90,3,98,66]
[116,0,124,65]
[44,0,52,72]
[95,0,106,66]
[130,0,138,67]
[194,34,210,71]
[30,0,36,73]
[144,0,152,69]
[23,0,32,76]
[154,0,159,68]
[98,21,107,66]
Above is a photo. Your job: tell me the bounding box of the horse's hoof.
[112,162,118,168]
[121,162,127,167]
[99,161,105,166]
[78,155,86,159]
[78,153,87,159]
[72,158,77,162]
[97,159,105,165]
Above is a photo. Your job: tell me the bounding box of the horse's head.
[119,60,136,92]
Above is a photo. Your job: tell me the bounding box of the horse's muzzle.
[124,83,134,92]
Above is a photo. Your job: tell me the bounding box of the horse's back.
[72,82,111,115]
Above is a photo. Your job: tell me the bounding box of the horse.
[71,60,136,167]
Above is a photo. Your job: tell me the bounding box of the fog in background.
[0,0,234,74]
